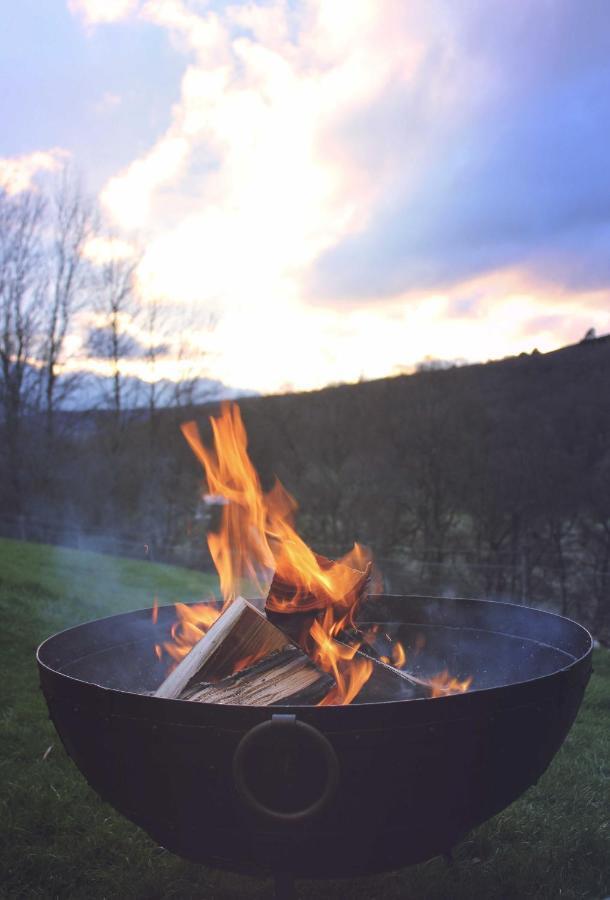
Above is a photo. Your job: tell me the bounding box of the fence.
[0,513,605,638]
[0,514,214,571]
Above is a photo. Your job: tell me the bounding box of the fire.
[178,403,374,704]
[311,606,374,706]
[392,641,406,669]
[155,401,472,705]
[428,671,473,698]
[181,407,274,603]
[155,601,222,664]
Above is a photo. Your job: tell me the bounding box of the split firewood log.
[182,645,334,706]
[154,596,334,706]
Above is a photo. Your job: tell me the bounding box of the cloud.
[94,1,433,309]
[0,148,69,194]
[84,323,169,359]
[312,74,610,299]
[100,134,191,229]
[64,0,610,392]
[67,0,141,27]
[82,234,137,264]
[311,0,610,302]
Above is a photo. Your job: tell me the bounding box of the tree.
[40,168,94,437]
[86,244,139,421]
[0,186,46,511]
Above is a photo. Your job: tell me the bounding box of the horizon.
[51,330,606,413]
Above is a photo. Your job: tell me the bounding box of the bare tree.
[40,168,94,437]
[139,299,215,414]
[141,295,180,424]
[0,186,46,510]
[86,246,139,420]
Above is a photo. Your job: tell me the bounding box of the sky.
[2,0,610,395]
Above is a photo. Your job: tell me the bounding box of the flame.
[391,641,406,669]
[376,635,407,669]
[181,408,274,603]
[428,671,473,698]
[156,402,471,706]
[178,403,374,704]
[158,601,222,664]
[310,605,374,706]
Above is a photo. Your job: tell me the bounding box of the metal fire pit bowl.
[37,595,592,880]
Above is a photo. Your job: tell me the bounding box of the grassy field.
[0,536,608,899]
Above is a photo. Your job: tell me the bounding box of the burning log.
[154,596,334,706]
[265,553,427,703]
[266,553,372,618]
[265,553,373,651]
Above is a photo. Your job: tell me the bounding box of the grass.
[0,536,608,899]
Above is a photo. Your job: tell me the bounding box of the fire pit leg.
[273,872,296,899]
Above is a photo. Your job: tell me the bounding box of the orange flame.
[428,671,473,698]
[391,641,407,669]
[181,408,274,603]
[154,402,472,705]
[310,605,374,706]
[178,403,374,704]
[379,641,407,669]
[158,601,222,664]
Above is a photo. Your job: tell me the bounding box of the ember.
[156,402,472,705]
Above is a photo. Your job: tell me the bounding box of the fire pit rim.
[37,593,593,713]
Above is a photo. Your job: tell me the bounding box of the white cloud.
[98,1,429,303]
[0,148,69,195]
[68,0,141,27]
[101,134,191,228]
[82,234,137,264]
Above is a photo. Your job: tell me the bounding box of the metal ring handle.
[232,714,339,824]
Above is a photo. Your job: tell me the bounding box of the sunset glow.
[2,1,609,395]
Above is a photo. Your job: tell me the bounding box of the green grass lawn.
[0,537,608,899]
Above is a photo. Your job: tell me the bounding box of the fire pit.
[36,404,593,892]
[37,593,591,883]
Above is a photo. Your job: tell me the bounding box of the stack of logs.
[155,555,428,706]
